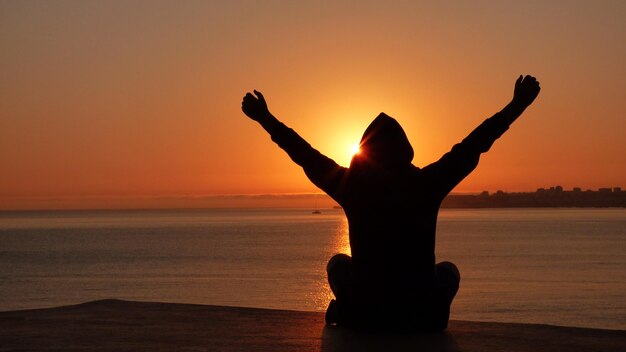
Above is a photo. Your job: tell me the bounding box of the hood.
[351,112,414,168]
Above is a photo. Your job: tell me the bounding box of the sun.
[350,143,361,156]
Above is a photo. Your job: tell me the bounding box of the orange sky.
[1,1,625,210]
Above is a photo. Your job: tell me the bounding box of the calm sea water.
[0,208,624,330]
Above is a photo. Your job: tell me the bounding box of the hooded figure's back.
[342,113,438,288]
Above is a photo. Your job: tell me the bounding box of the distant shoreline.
[442,186,626,208]
[1,186,624,211]
[1,205,625,214]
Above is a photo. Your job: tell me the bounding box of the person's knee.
[436,261,460,284]
[327,253,351,300]
[436,261,460,305]
[437,262,461,297]
[327,253,351,274]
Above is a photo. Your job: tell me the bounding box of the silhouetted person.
[241,75,541,332]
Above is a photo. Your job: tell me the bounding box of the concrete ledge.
[0,299,624,351]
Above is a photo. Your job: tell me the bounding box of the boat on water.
[312,201,322,214]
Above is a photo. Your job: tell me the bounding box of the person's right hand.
[242,90,270,121]
[513,75,541,107]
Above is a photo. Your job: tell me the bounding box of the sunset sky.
[1,1,625,210]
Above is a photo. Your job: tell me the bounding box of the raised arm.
[422,75,541,197]
[241,90,348,202]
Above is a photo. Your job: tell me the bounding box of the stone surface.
[0,299,624,351]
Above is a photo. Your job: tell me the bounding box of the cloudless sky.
[1,1,625,209]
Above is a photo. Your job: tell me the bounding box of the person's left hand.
[242,90,270,121]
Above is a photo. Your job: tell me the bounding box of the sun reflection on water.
[312,215,351,311]
[334,216,351,256]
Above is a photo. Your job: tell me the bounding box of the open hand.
[513,75,541,107]
[242,90,270,121]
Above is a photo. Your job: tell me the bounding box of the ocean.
[0,207,624,330]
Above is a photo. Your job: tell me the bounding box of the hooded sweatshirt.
[270,112,510,300]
